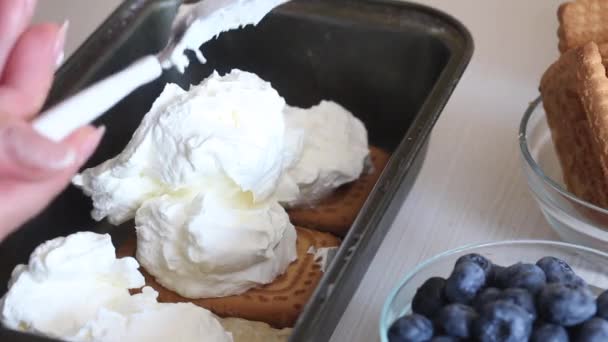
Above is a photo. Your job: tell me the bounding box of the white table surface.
[35,1,567,341]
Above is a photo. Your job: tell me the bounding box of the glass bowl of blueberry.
[380,240,608,341]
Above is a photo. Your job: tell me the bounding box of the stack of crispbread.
[541,0,608,208]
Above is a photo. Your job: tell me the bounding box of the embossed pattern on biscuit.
[287,146,390,236]
[558,0,608,53]
[540,43,608,208]
[116,227,340,328]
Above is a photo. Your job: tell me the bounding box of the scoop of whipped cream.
[73,287,232,342]
[74,70,298,298]
[74,70,290,225]
[0,232,143,338]
[135,176,297,298]
[220,317,291,342]
[278,100,370,207]
[0,232,233,342]
[169,0,290,72]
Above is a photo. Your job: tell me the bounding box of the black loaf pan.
[0,0,472,341]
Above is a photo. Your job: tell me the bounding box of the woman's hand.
[0,0,104,240]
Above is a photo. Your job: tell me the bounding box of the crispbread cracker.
[539,43,608,208]
[578,42,608,188]
[287,146,390,236]
[558,0,608,53]
[117,227,340,328]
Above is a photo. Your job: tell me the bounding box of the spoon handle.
[33,55,163,142]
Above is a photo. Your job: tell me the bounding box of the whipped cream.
[0,232,143,338]
[73,287,232,342]
[307,246,339,273]
[75,70,298,298]
[220,317,291,342]
[75,70,290,224]
[0,232,233,342]
[169,0,289,72]
[279,101,370,207]
[135,177,297,298]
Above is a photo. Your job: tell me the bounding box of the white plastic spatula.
[33,56,163,142]
[32,0,289,142]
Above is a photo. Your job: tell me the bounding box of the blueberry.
[430,337,460,342]
[536,256,572,278]
[488,264,508,288]
[388,314,434,342]
[473,287,502,312]
[562,274,586,287]
[577,317,608,342]
[474,300,533,342]
[597,290,608,320]
[412,277,447,318]
[445,261,486,304]
[498,288,537,319]
[501,263,546,294]
[538,282,597,326]
[531,323,569,342]
[536,256,585,286]
[435,304,478,338]
[456,253,493,277]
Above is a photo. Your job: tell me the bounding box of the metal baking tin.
[0,0,472,341]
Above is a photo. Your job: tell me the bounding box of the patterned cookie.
[558,0,608,53]
[287,146,390,236]
[116,227,340,328]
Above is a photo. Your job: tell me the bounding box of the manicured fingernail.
[50,149,77,169]
[55,20,69,68]
[78,126,105,163]
[4,124,76,171]
[55,50,65,69]
[23,0,37,17]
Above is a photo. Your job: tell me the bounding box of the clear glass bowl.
[379,240,608,341]
[519,98,608,250]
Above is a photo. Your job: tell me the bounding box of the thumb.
[0,120,77,181]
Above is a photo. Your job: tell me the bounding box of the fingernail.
[50,149,77,169]
[55,50,65,69]
[78,126,105,163]
[55,20,69,68]
[23,0,37,17]
[4,124,76,171]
